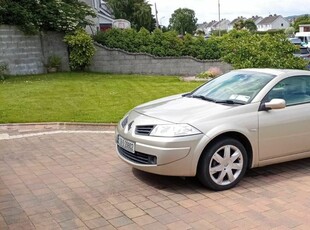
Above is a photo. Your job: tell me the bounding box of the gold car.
[116,69,310,190]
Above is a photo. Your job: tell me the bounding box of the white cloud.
[149,0,309,26]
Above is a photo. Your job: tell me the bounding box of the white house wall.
[271,17,290,30]
[257,17,289,31]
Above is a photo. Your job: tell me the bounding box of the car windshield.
[191,71,275,104]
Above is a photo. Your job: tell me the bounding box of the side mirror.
[264,99,286,110]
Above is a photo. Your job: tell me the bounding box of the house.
[295,24,310,46]
[196,20,229,35]
[196,22,209,35]
[249,16,263,25]
[299,24,310,33]
[213,19,231,31]
[228,17,246,31]
[205,20,218,35]
[257,14,290,31]
[82,0,114,33]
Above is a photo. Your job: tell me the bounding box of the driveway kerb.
[0,122,117,135]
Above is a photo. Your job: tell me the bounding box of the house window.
[281,23,283,27]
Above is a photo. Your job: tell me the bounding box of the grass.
[0,72,201,123]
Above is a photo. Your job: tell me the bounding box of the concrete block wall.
[0,25,69,75]
[90,43,233,76]
[41,31,70,72]
[0,25,232,76]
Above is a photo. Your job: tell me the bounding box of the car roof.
[234,68,310,76]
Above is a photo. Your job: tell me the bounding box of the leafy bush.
[47,55,62,68]
[0,63,8,80]
[93,28,221,60]
[219,30,308,69]
[293,15,310,31]
[0,0,95,34]
[94,28,307,70]
[64,29,95,71]
[196,67,223,79]
[255,29,285,35]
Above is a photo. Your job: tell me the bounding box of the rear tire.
[197,138,248,191]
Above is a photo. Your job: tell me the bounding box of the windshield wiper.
[215,100,245,105]
[191,95,217,102]
[182,93,192,97]
[191,95,245,105]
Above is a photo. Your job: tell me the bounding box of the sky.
[149,0,309,26]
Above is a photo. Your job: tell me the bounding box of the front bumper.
[115,111,208,176]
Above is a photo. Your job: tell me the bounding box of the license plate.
[117,135,135,154]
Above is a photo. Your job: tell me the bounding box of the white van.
[295,32,310,47]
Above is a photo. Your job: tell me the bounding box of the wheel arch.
[197,131,253,172]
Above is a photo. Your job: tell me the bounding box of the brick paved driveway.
[0,126,310,229]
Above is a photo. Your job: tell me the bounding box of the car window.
[266,76,310,106]
[192,71,274,104]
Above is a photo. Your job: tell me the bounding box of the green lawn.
[0,72,201,123]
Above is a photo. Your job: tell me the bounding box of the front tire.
[197,138,248,191]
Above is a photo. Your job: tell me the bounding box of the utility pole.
[218,0,221,36]
[155,3,159,28]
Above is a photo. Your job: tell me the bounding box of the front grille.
[117,146,157,165]
[135,125,155,136]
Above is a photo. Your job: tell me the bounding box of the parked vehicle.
[288,37,302,46]
[293,47,310,61]
[116,69,310,191]
[295,32,310,48]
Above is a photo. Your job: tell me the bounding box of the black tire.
[197,138,248,191]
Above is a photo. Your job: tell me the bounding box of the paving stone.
[84,217,109,229]
[109,216,133,228]
[132,215,156,226]
[123,207,146,219]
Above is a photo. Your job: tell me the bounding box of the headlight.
[121,115,129,128]
[150,124,201,137]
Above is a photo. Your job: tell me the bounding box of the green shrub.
[196,67,223,79]
[93,28,221,60]
[162,30,183,56]
[93,28,307,70]
[136,28,152,53]
[47,55,61,68]
[64,29,95,71]
[220,30,308,69]
[205,37,222,59]
[0,0,95,34]
[0,63,8,80]
[255,29,285,35]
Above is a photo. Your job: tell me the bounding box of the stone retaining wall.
[90,43,232,75]
[0,25,69,75]
[0,25,232,76]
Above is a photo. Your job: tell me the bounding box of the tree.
[293,15,310,31]
[220,30,307,69]
[233,19,257,32]
[107,0,155,31]
[285,27,295,37]
[244,19,257,32]
[0,0,95,34]
[211,30,227,36]
[169,8,198,35]
[233,19,245,30]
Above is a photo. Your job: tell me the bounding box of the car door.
[258,76,310,161]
